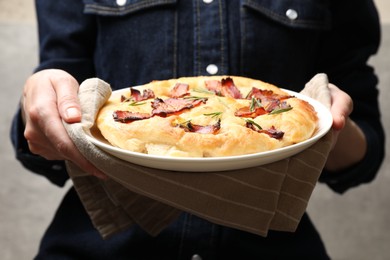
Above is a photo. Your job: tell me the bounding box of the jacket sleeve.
[9,0,96,186]
[10,108,69,186]
[34,0,97,82]
[317,0,385,193]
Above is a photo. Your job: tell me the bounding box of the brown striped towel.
[64,74,333,239]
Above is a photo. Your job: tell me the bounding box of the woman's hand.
[22,69,107,179]
[325,84,367,171]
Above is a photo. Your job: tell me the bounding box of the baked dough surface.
[96,76,318,157]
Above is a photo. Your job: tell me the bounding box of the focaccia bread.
[96,76,318,157]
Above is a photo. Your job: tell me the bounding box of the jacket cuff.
[10,107,69,187]
[319,120,384,193]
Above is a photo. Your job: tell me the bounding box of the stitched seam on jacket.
[84,0,175,16]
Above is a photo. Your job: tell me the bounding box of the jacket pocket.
[238,0,331,86]
[82,0,179,86]
[83,0,177,16]
[242,0,331,30]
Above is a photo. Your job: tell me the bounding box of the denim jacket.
[11,0,384,193]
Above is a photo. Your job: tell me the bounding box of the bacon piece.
[113,111,151,123]
[123,88,155,102]
[264,126,285,139]
[245,122,284,140]
[247,88,272,100]
[262,99,281,112]
[221,77,243,99]
[178,119,221,134]
[247,88,291,102]
[170,83,190,98]
[234,106,267,118]
[205,77,242,99]
[151,97,207,117]
[246,88,292,113]
[204,80,222,96]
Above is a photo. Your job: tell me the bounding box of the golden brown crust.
[96,76,318,157]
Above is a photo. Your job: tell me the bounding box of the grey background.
[1,1,389,259]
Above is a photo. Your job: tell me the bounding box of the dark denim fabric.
[10,0,385,259]
[35,187,330,260]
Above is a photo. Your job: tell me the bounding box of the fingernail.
[66,107,81,119]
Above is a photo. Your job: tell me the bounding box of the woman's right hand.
[22,69,107,179]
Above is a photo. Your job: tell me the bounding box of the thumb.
[328,84,353,131]
[50,72,82,123]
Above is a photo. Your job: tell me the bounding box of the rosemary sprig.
[128,101,147,106]
[203,111,223,118]
[244,119,262,130]
[249,97,262,112]
[192,88,215,94]
[183,96,208,101]
[269,107,293,115]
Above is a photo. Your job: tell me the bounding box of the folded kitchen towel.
[63,74,333,239]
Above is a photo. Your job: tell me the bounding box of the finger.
[24,124,58,158]
[42,112,108,180]
[23,75,62,156]
[27,120,108,180]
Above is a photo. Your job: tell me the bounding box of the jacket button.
[116,0,126,6]
[206,64,218,75]
[191,254,203,260]
[286,9,298,20]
